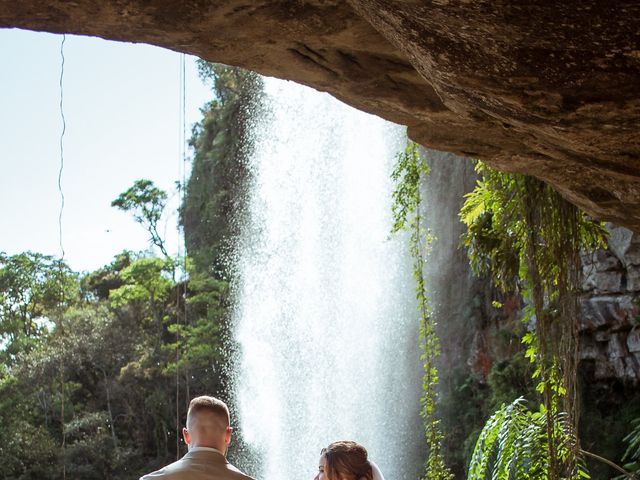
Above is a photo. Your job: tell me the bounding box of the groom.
[140,396,254,480]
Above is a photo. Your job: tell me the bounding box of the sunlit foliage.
[391,142,453,480]
[461,162,607,480]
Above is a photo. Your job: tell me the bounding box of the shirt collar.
[189,446,225,456]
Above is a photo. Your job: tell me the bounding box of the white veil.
[370,460,385,480]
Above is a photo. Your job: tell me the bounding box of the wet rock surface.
[1,1,639,229]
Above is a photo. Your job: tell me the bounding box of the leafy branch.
[112,179,170,260]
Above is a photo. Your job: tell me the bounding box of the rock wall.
[580,226,640,385]
[1,1,639,230]
[422,148,479,378]
[422,149,640,474]
[421,148,640,391]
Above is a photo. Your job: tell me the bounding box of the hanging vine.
[460,161,608,479]
[391,142,453,480]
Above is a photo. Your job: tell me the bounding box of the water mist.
[231,78,424,480]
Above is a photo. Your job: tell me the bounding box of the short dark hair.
[322,441,373,480]
[187,396,230,429]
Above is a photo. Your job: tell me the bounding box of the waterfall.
[231,77,424,480]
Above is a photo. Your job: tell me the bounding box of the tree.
[82,251,133,301]
[166,271,228,398]
[0,251,77,364]
[112,180,170,259]
[108,257,174,337]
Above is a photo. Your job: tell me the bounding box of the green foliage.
[64,411,133,479]
[620,418,640,477]
[468,397,589,480]
[486,352,536,411]
[0,422,59,478]
[112,179,170,258]
[391,142,430,235]
[460,162,610,480]
[82,251,133,301]
[440,351,538,476]
[0,251,78,364]
[391,142,453,480]
[181,63,262,277]
[164,271,228,393]
[109,257,173,308]
[179,63,262,403]
[0,63,253,479]
[460,163,606,294]
[0,248,231,477]
[441,370,490,475]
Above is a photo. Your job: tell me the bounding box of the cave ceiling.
[2,1,639,230]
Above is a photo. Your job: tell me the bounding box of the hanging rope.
[175,52,187,460]
[58,33,67,480]
[58,38,66,262]
[181,54,189,405]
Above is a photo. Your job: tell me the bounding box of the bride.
[314,441,385,480]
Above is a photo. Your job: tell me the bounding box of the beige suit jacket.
[140,449,254,480]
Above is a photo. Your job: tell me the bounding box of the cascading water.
[231,77,424,480]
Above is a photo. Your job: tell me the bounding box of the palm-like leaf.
[615,418,640,479]
[468,398,588,480]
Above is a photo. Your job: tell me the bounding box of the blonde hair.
[322,441,373,480]
[186,396,230,430]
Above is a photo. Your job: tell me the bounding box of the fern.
[468,398,589,480]
[617,418,640,479]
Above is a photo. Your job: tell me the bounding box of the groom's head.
[182,396,232,453]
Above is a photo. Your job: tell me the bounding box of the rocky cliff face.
[459,222,640,387]
[581,226,640,385]
[1,1,639,230]
[416,148,640,474]
[420,148,640,391]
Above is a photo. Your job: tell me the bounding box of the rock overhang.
[1,0,638,229]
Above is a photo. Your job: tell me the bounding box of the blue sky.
[1,29,212,272]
